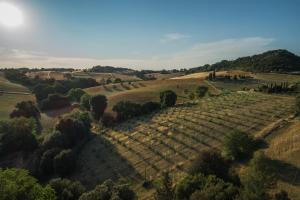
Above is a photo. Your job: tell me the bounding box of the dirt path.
[0,90,32,95]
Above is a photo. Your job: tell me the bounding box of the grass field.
[0,72,29,92]
[265,119,300,199]
[73,91,295,191]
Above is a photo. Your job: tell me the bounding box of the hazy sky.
[0,0,299,69]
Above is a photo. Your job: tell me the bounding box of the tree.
[90,95,107,121]
[40,94,71,111]
[49,178,86,200]
[40,148,61,175]
[155,172,175,200]
[0,118,38,155]
[79,179,135,200]
[68,88,86,102]
[112,101,142,121]
[195,86,208,97]
[188,150,230,180]
[33,83,55,101]
[160,90,177,108]
[80,94,91,110]
[101,113,115,127]
[0,168,56,200]
[175,174,206,200]
[54,149,76,177]
[141,102,161,114]
[222,130,257,161]
[190,175,238,200]
[10,101,40,119]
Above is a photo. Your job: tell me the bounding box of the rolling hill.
[194,49,300,73]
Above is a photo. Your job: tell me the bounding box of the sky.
[0,0,299,70]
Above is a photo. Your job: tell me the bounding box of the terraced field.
[74,91,295,187]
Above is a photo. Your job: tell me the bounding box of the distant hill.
[196,49,300,73]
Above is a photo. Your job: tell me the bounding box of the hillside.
[196,49,300,73]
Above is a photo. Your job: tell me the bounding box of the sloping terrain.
[74,92,295,187]
[265,120,300,200]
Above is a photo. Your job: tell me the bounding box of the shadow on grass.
[73,133,143,189]
[271,159,300,186]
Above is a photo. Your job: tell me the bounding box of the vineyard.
[75,91,295,187]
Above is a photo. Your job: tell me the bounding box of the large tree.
[10,101,40,119]
[0,168,56,200]
[90,94,107,121]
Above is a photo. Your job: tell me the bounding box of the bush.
[49,178,86,200]
[39,148,61,175]
[55,117,89,147]
[222,130,257,161]
[0,168,56,200]
[160,90,177,108]
[79,179,135,200]
[155,172,175,200]
[195,86,208,97]
[33,83,55,101]
[113,101,142,121]
[190,175,238,200]
[141,101,161,114]
[175,174,206,200]
[80,94,91,110]
[68,88,86,102]
[101,113,115,127]
[54,149,76,177]
[90,94,107,121]
[0,118,38,155]
[188,150,230,180]
[10,101,41,119]
[40,94,71,111]
[42,130,69,150]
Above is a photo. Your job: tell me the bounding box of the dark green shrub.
[90,94,107,121]
[42,130,70,150]
[141,101,161,114]
[33,83,55,101]
[113,101,142,121]
[274,190,290,200]
[39,148,61,174]
[101,113,115,127]
[0,168,56,200]
[222,130,257,161]
[54,149,76,177]
[195,86,208,97]
[10,101,40,119]
[190,175,238,200]
[40,94,71,111]
[188,150,230,180]
[68,88,86,102]
[175,174,206,200]
[49,178,86,200]
[80,94,91,110]
[160,90,177,108]
[0,118,38,155]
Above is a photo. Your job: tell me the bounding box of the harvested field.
[74,92,295,187]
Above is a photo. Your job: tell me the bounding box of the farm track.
[79,92,295,185]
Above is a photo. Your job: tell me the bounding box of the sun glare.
[0,2,24,27]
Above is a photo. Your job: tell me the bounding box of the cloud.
[0,37,275,70]
[160,33,190,43]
